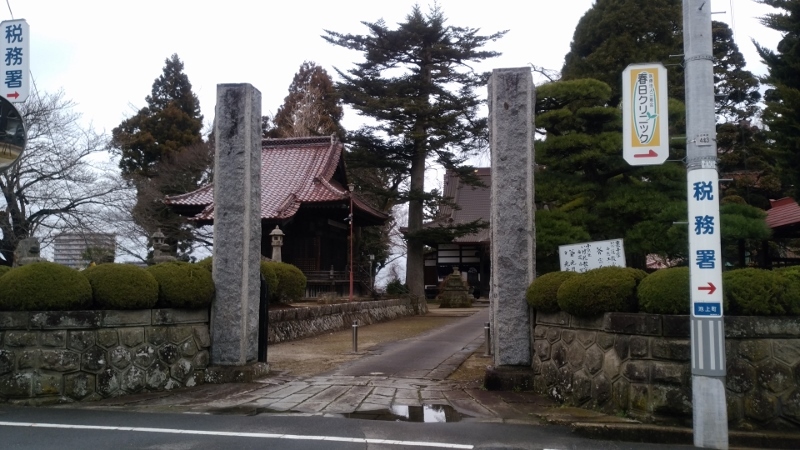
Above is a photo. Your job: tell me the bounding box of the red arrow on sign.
[634,149,658,158]
[698,282,716,295]
[6,92,19,99]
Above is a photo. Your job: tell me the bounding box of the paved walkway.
[49,306,799,448]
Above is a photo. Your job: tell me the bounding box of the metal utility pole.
[683,1,728,448]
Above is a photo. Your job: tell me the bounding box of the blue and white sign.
[688,165,724,318]
[1,19,29,103]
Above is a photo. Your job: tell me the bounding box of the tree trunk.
[406,148,426,298]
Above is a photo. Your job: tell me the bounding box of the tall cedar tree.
[323,6,505,296]
[264,61,345,140]
[562,0,761,122]
[111,54,207,257]
[561,0,684,106]
[755,0,800,200]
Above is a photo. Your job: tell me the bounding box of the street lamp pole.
[348,183,355,302]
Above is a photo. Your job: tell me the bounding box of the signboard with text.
[688,163,723,317]
[622,63,669,166]
[1,19,29,103]
[559,239,625,273]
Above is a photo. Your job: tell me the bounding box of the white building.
[53,233,116,269]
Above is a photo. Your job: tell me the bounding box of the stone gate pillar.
[488,68,535,366]
[211,83,262,367]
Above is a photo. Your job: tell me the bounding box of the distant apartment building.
[53,233,116,269]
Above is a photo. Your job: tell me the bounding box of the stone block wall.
[268,298,420,343]
[532,311,800,431]
[0,309,210,405]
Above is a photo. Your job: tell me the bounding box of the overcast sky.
[6,0,783,141]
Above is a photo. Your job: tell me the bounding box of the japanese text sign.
[688,166,723,317]
[622,63,668,166]
[1,19,28,103]
[559,239,626,273]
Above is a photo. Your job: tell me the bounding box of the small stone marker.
[437,267,473,308]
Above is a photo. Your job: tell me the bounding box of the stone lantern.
[151,229,175,264]
[270,226,284,262]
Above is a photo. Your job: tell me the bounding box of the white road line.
[0,421,474,449]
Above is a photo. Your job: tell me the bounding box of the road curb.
[570,422,800,449]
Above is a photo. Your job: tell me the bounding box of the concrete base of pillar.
[205,362,269,384]
[484,365,535,391]
[693,375,729,449]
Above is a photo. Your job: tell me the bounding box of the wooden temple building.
[165,136,388,297]
[422,168,491,298]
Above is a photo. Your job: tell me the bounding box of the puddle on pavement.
[343,404,469,423]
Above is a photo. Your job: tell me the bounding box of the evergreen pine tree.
[323,5,505,296]
[266,61,344,140]
[754,0,800,200]
[110,54,207,257]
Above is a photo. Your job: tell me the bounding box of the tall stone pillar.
[488,68,535,366]
[211,83,262,366]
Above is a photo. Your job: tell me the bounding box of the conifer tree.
[754,0,800,200]
[110,54,208,257]
[265,61,344,139]
[324,5,505,296]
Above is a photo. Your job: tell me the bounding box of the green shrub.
[264,261,306,302]
[83,263,158,310]
[146,261,215,309]
[386,279,409,296]
[259,261,279,301]
[0,262,92,311]
[776,267,800,315]
[637,267,690,314]
[526,271,579,312]
[0,265,11,277]
[557,266,641,317]
[723,268,799,316]
[196,256,212,272]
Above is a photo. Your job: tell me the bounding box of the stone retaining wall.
[0,309,210,405]
[0,298,421,404]
[267,298,422,343]
[532,311,800,430]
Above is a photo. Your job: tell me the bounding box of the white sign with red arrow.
[0,19,29,103]
[688,167,724,317]
[622,63,669,166]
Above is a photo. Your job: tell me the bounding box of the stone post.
[487,68,535,366]
[211,83,262,366]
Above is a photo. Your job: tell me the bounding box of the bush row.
[0,258,309,312]
[0,261,216,311]
[196,258,306,304]
[526,266,800,317]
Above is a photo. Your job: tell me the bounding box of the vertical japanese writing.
[1,19,28,101]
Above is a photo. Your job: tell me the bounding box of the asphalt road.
[329,307,490,378]
[0,405,695,450]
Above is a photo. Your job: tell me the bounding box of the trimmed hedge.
[723,268,800,316]
[147,261,215,309]
[557,267,644,317]
[83,263,158,310]
[0,262,92,311]
[259,261,279,301]
[0,265,11,277]
[196,256,212,273]
[637,267,691,314]
[526,271,579,312]
[264,261,306,302]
